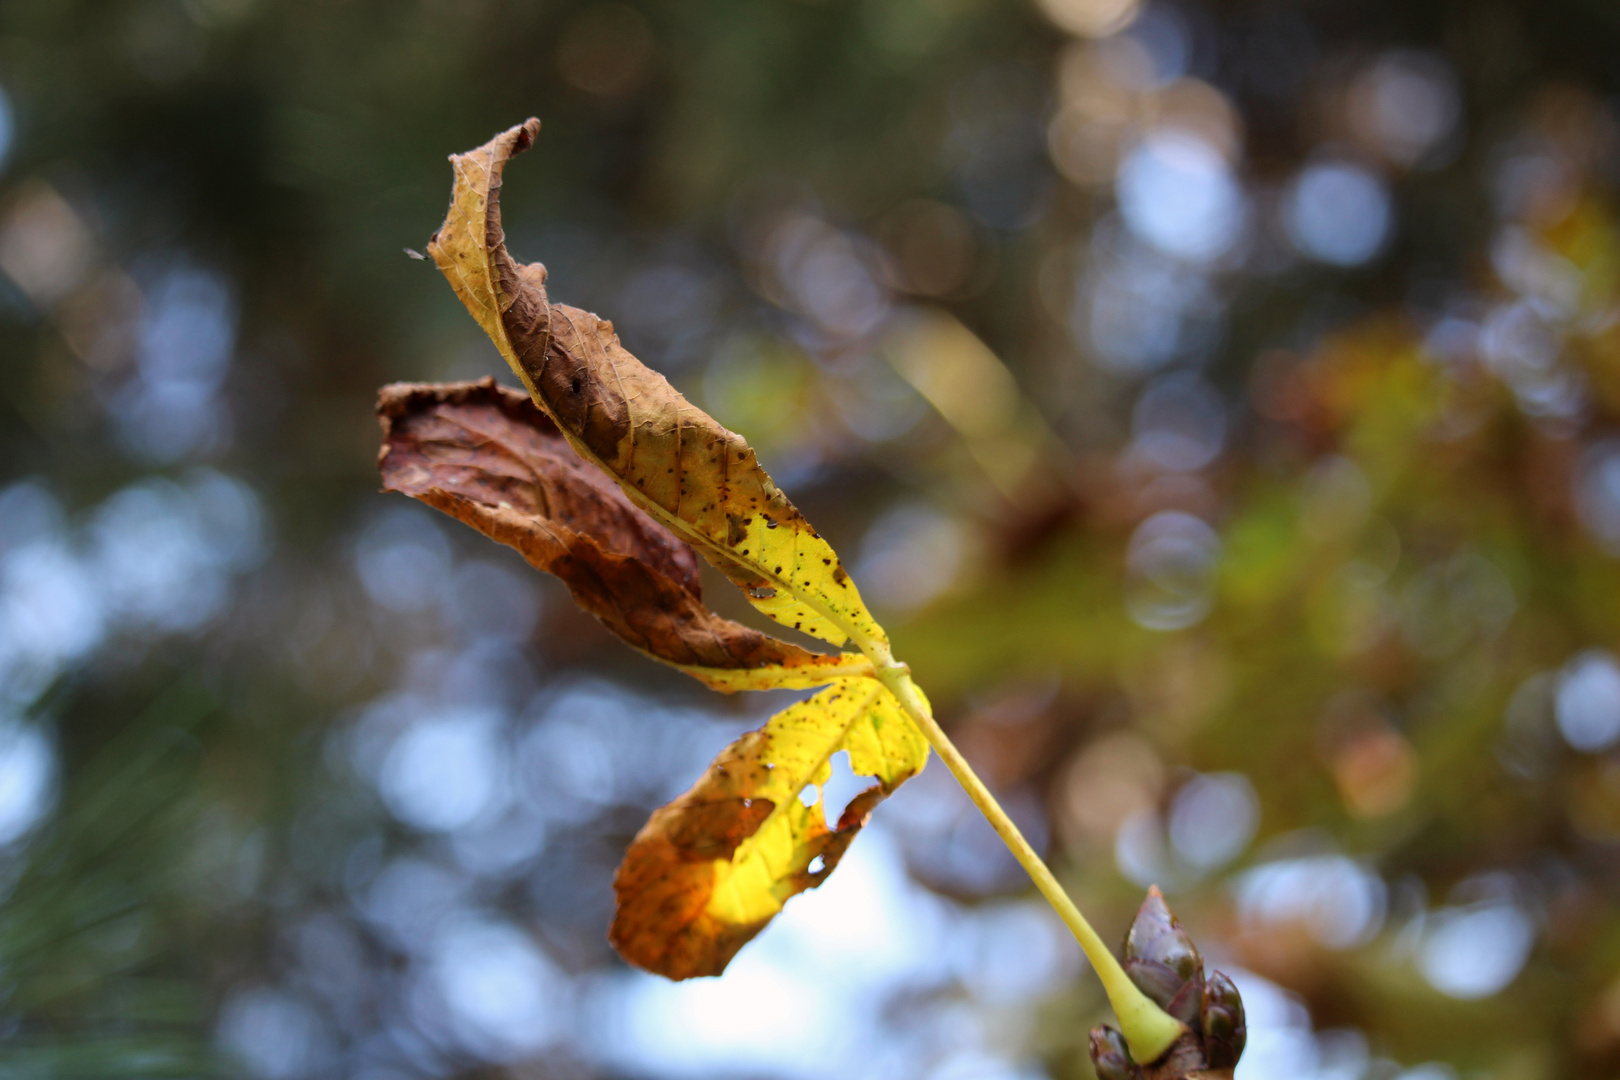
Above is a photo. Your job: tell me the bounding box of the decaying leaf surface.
[610,678,928,979]
[418,121,941,987]
[377,378,871,691]
[395,123,1194,1058]
[427,118,887,652]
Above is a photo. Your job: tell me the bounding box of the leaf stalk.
[869,653,1185,1066]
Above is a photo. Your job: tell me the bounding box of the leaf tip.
[515,116,541,151]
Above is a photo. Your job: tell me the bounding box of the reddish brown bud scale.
[1088,888,1246,1080]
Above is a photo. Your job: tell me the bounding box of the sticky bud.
[1089,1025,1143,1080]
[1104,888,1248,1078]
[1201,970,1248,1069]
[1123,885,1206,1026]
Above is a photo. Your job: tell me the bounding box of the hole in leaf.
[799,784,820,809]
[808,854,826,875]
[820,751,866,825]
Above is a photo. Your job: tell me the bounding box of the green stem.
[868,653,1184,1065]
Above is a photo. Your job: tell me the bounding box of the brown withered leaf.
[610,678,927,979]
[427,119,889,653]
[377,378,871,691]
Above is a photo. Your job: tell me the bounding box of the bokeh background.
[4,0,1620,1077]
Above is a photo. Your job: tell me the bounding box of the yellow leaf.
[426,119,887,652]
[609,678,928,979]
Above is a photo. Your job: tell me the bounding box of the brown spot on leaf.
[665,797,775,860]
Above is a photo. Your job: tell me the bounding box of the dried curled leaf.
[610,678,928,978]
[377,378,872,691]
[428,118,887,652]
